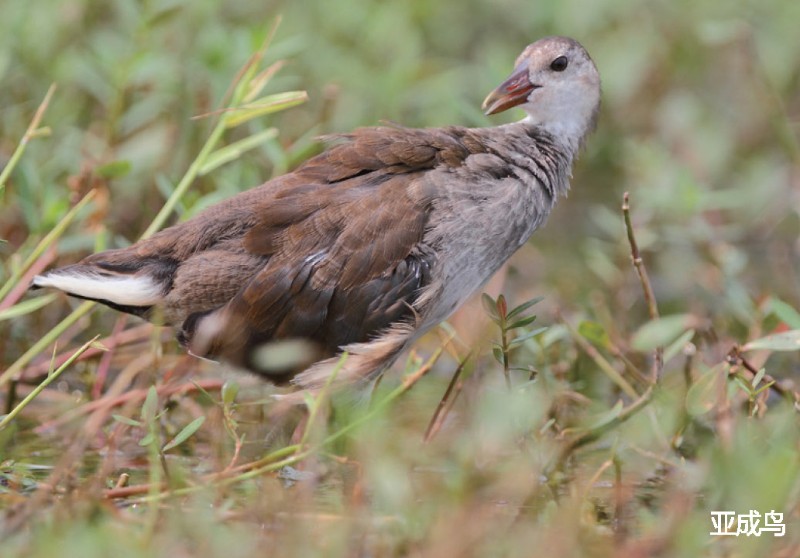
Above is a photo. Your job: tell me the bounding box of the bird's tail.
[31,249,174,319]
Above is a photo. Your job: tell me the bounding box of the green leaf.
[138,432,155,447]
[95,160,132,179]
[686,364,724,416]
[492,346,504,365]
[506,296,544,320]
[163,416,206,452]
[481,293,499,320]
[243,60,286,103]
[198,128,278,176]
[662,329,696,364]
[0,293,57,322]
[577,320,609,348]
[733,376,752,395]
[752,381,774,397]
[141,386,158,422]
[508,315,538,330]
[111,414,142,427]
[496,295,507,319]
[631,314,694,352]
[224,91,308,128]
[751,367,766,388]
[764,298,800,329]
[508,327,548,348]
[222,381,240,406]
[742,330,800,352]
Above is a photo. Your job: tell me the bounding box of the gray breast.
[416,123,573,327]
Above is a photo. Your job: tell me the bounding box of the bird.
[32,36,601,392]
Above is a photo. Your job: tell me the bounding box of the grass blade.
[0,293,58,322]
[0,335,99,431]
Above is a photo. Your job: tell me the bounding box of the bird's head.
[482,36,601,149]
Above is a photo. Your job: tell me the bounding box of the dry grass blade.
[0,84,56,194]
[0,300,95,387]
[0,189,96,303]
[0,335,101,431]
[424,352,471,443]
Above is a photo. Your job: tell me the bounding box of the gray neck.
[486,121,576,201]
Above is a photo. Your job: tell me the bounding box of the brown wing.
[183,126,478,380]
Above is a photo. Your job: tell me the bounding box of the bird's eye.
[550,56,568,72]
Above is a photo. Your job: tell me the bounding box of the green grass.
[2,0,799,556]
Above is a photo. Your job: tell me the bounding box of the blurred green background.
[2,0,799,556]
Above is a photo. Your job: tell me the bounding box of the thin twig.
[622,192,662,382]
[19,323,157,382]
[547,385,655,476]
[221,435,245,476]
[113,473,130,490]
[562,317,639,399]
[613,457,624,537]
[424,352,471,443]
[727,345,799,404]
[91,315,128,399]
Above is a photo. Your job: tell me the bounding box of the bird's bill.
[482,62,536,116]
